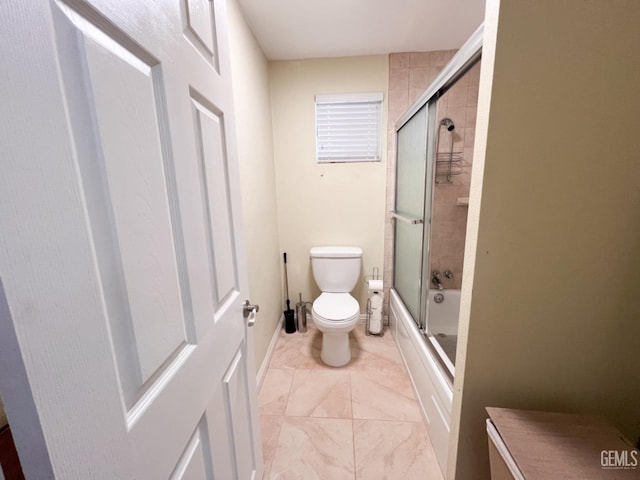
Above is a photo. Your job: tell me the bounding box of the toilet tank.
[310,246,363,293]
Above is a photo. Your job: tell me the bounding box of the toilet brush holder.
[295,293,311,333]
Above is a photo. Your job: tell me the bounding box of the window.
[315,92,383,163]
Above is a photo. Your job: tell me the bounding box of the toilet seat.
[312,293,359,323]
[312,292,359,367]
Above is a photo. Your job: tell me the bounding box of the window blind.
[315,92,383,163]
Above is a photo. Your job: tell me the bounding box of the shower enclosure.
[388,26,482,472]
[393,103,432,323]
[392,56,480,375]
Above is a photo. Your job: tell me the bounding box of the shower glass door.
[393,104,434,327]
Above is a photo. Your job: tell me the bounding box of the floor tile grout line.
[283,370,297,417]
[350,370,357,480]
[281,411,354,421]
[263,331,295,479]
[278,330,298,417]
[262,414,284,480]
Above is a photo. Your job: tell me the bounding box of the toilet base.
[320,332,351,367]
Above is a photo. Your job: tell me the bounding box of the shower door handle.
[389,211,423,225]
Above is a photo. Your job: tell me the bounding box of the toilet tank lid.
[310,246,363,258]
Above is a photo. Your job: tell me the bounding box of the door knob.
[243,300,259,327]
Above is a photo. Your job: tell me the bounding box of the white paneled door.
[0,1,262,478]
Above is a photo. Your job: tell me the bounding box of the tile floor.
[259,322,443,480]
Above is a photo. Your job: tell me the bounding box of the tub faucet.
[431,270,444,290]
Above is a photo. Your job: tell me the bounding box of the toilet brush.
[283,252,296,333]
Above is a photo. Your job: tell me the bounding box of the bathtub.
[390,289,459,476]
[427,289,461,336]
[425,289,461,374]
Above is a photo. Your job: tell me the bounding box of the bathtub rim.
[425,288,461,377]
[390,288,454,474]
[390,288,454,406]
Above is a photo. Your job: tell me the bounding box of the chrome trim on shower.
[418,100,439,330]
[396,24,484,131]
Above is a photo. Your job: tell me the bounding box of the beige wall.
[269,56,389,309]
[227,0,282,370]
[449,1,640,478]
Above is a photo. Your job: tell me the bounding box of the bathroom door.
[393,102,437,330]
[0,1,262,478]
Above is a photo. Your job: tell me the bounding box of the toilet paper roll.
[369,293,383,334]
[367,279,383,292]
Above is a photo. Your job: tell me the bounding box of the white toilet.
[310,246,363,367]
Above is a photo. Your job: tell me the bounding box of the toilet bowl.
[310,246,363,367]
[312,293,360,367]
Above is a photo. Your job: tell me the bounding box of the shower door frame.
[419,101,438,332]
[395,26,483,137]
[392,101,438,332]
[392,25,483,370]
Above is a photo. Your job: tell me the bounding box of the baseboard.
[256,314,283,390]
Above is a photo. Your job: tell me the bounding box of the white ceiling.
[236,0,486,60]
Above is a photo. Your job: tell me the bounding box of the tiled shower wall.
[383,52,480,307]
[430,63,480,289]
